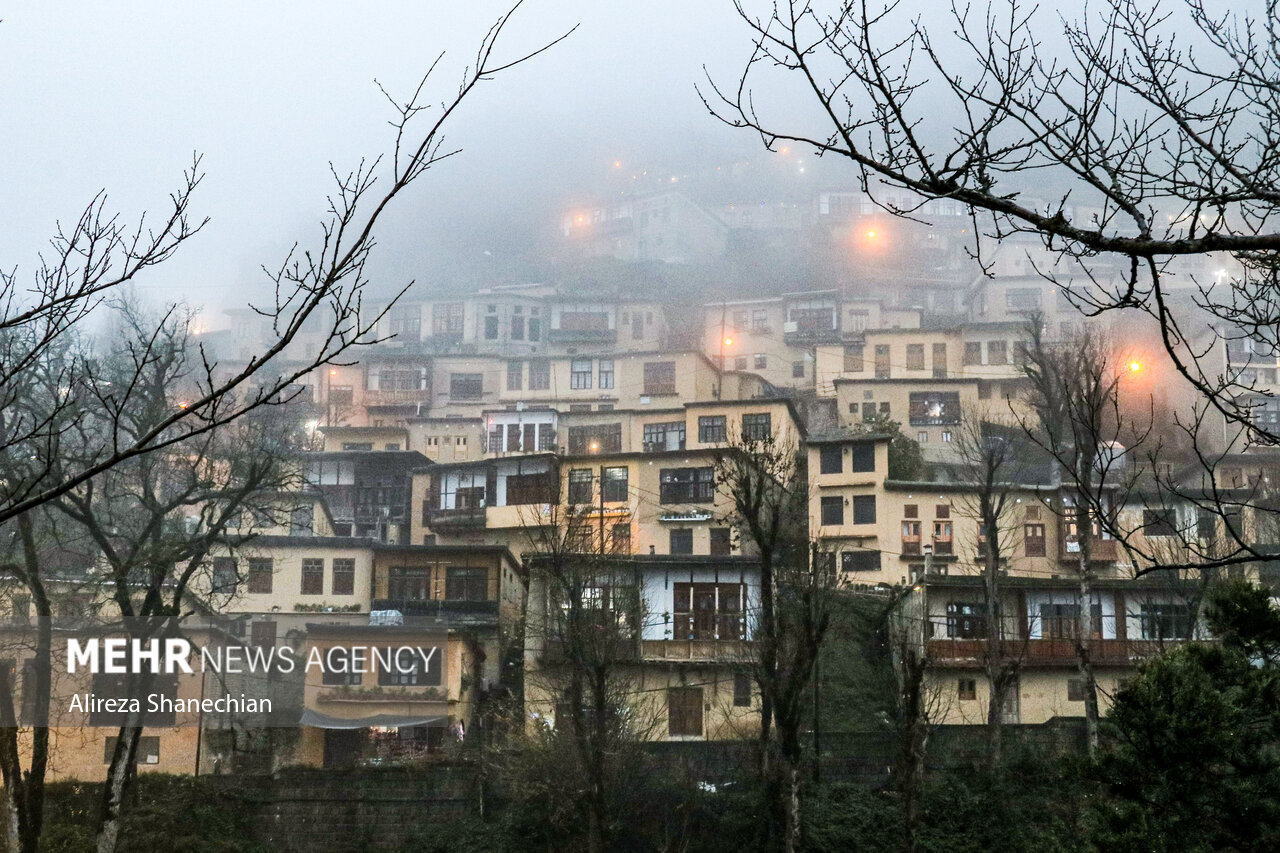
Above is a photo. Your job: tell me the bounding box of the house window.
[963,342,982,365]
[842,550,882,572]
[853,496,876,525]
[988,340,1008,364]
[844,345,864,372]
[879,402,890,416]
[1196,509,1218,541]
[568,424,622,454]
[388,567,431,601]
[598,359,615,389]
[568,469,593,504]
[851,443,875,473]
[301,559,324,595]
[941,431,953,442]
[507,361,523,391]
[250,620,277,648]
[9,597,29,627]
[946,602,986,638]
[1067,679,1086,702]
[643,421,686,452]
[509,314,525,340]
[431,302,464,334]
[611,522,631,554]
[446,567,488,601]
[483,315,499,340]
[377,648,435,686]
[733,673,752,707]
[321,648,363,686]
[105,736,160,766]
[329,385,354,407]
[1143,509,1178,537]
[669,528,694,555]
[1139,603,1192,640]
[909,391,961,425]
[904,504,918,518]
[958,679,977,701]
[731,310,747,330]
[710,527,732,556]
[792,361,805,378]
[932,343,948,378]
[602,467,629,502]
[734,356,748,371]
[906,344,925,370]
[571,359,593,390]
[1006,289,1042,312]
[507,472,554,505]
[862,402,877,422]
[754,354,768,370]
[933,521,953,554]
[741,413,772,441]
[644,361,677,395]
[450,373,483,400]
[668,687,704,737]
[698,415,727,443]
[902,520,922,554]
[1042,603,1103,640]
[529,359,551,391]
[529,318,541,341]
[1025,524,1046,557]
[211,557,238,595]
[673,583,744,640]
[751,309,768,330]
[332,559,355,596]
[659,468,715,504]
[821,496,844,526]
[819,445,842,474]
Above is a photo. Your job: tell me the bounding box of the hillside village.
[4,188,1273,785]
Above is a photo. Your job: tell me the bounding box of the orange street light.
[1128,360,1143,374]
[723,337,734,346]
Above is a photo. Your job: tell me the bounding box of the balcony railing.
[363,388,431,406]
[372,598,499,618]
[547,328,618,343]
[640,639,753,662]
[927,637,1169,666]
[1059,536,1119,562]
[424,506,487,529]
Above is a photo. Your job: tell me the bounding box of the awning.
[299,709,446,730]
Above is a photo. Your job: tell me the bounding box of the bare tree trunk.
[785,763,801,853]
[982,530,1006,769]
[896,648,928,853]
[1076,501,1100,756]
[95,722,142,853]
[0,514,55,853]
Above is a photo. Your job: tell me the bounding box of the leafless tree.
[0,1,572,530]
[1019,322,1150,753]
[519,502,651,853]
[951,414,1031,767]
[0,6,569,851]
[716,430,831,853]
[706,0,1280,447]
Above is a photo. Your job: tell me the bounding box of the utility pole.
[599,466,606,556]
[718,301,727,399]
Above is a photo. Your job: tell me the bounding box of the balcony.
[371,599,499,624]
[927,637,1168,667]
[1059,535,1119,563]
[424,506,487,529]
[363,388,431,406]
[640,639,752,662]
[546,327,618,344]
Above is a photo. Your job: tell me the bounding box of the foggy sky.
[1,1,808,326]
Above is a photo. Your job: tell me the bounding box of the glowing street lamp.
[1128,360,1143,374]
